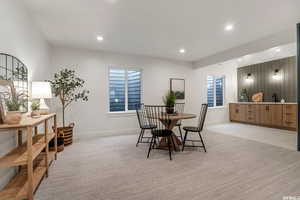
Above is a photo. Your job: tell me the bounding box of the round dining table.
[156,113,196,150]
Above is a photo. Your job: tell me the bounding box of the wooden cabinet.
[0,114,58,200]
[229,104,238,121]
[283,104,297,129]
[271,105,283,127]
[246,104,258,124]
[259,105,272,126]
[229,104,246,122]
[229,103,297,131]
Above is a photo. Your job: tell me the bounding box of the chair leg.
[170,135,177,151]
[152,136,157,148]
[178,125,183,141]
[167,136,172,160]
[198,132,207,152]
[182,131,188,151]
[136,129,144,147]
[147,136,154,158]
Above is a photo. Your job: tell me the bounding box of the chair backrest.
[174,103,185,114]
[197,104,208,131]
[144,105,170,131]
[175,103,185,124]
[136,104,149,128]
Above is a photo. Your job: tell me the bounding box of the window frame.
[207,75,225,108]
[107,66,143,114]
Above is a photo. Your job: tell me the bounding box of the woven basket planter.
[58,123,75,146]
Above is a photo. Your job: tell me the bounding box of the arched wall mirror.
[0,53,28,112]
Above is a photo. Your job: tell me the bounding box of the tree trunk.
[62,104,65,127]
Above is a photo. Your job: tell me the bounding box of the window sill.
[107,111,136,117]
[208,106,226,110]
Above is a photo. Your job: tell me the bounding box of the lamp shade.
[31,82,52,99]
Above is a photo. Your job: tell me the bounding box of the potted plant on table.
[31,101,40,118]
[1,87,26,125]
[47,69,89,146]
[4,97,24,124]
[163,91,176,114]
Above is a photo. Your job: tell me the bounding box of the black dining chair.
[144,105,176,160]
[174,103,185,141]
[182,104,208,152]
[135,104,156,147]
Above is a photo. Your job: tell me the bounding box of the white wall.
[49,46,193,139]
[0,0,51,189]
[189,61,238,125]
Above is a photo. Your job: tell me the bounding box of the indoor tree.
[48,69,89,127]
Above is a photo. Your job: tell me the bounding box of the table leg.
[54,115,58,160]
[158,119,182,150]
[17,130,22,172]
[34,126,38,136]
[27,126,33,200]
[44,119,49,177]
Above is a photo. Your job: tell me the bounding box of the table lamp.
[31,82,52,115]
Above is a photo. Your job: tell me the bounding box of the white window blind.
[109,68,142,112]
[207,76,225,108]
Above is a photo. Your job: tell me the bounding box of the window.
[109,68,142,112]
[207,76,225,107]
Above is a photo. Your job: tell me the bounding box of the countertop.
[230,102,297,105]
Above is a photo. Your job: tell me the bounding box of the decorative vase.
[166,106,174,114]
[4,111,22,125]
[31,110,41,118]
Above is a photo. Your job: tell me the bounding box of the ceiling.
[22,0,300,62]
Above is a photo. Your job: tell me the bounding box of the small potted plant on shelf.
[31,101,40,118]
[163,90,176,114]
[3,93,26,125]
[47,69,89,146]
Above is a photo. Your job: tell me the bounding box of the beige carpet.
[36,131,300,200]
[206,123,297,150]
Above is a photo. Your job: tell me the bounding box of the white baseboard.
[73,128,140,142]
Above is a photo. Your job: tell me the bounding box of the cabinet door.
[229,104,239,121]
[283,104,297,129]
[229,104,246,122]
[260,105,272,126]
[237,104,246,122]
[271,105,283,127]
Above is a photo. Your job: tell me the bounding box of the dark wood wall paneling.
[237,56,297,102]
[297,23,299,152]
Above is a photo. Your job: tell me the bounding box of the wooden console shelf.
[229,103,297,131]
[0,113,58,200]
[0,133,55,168]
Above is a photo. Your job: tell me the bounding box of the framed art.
[170,78,185,100]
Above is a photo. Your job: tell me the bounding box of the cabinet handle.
[285,121,294,124]
[266,106,269,111]
[235,109,239,113]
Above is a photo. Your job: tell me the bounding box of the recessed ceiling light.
[179,48,186,54]
[97,35,104,41]
[275,48,281,52]
[238,58,243,62]
[225,24,234,31]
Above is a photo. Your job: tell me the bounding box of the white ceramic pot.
[31,110,41,118]
[4,111,22,125]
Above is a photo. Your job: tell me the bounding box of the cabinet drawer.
[283,104,297,129]
[283,120,297,128]
[246,105,257,123]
